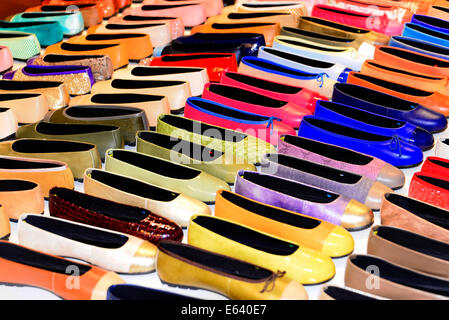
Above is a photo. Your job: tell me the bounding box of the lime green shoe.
[104,149,231,203]
[0,31,40,60]
[156,114,276,165]
[136,130,255,184]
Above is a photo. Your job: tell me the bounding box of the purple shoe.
[234,170,374,231]
[277,135,405,190]
[3,65,94,96]
[261,153,392,210]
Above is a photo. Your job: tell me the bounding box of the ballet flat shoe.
[0,180,44,221]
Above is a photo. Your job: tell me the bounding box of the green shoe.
[10,11,84,36]
[136,130,255,184]
[0,20,63,46]
[0,31,40,60]
[16,122,124,162]
[44,105,148,146]
[156,114,276,165]
[105,149,231,203]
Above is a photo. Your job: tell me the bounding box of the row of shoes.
[0,0,448,301]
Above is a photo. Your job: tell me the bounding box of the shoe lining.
[282,27,354,43]
[348,73,432,97]
[376,226,449,262]
[305,117,391,142]
[131,66,201,76]
[224,72,302,94]
[21,12,74,18]
[192,215,299,256]
[408,23,449,41]
[122,15,176,21]
[159,241,273,280]
[207,83,287,108]
[191,32,262,40]
[105,23,165,29]
[0,241,91,275]
[278,38,345,52]
[0,33,33,38]
[0,157,62,169]
[318,6,370,18]
[351,255,449,297]
[89,169,179,201]
[60,42,118,51]
[23,66,87,75]
[394,37,449,56]
[65,105,140,118]
[246,58,316,77]
[228,12,288,19]
[211,22,274,29]
[12,139,94,153]
[433,6,449,13]
[191,99,270,122]
[0,21,55,28]
[141,4,200,10]
[380,47,449,68]
[160,115,247,143]
[169,42,243,53]
[386,193,449,230]
[242,171,339,203]
[86,33,146,40]
[319,100,405,128]
[111,79,184,88]
[138,131,223,161]
[367,61,443,80]
[267,153,362,184]
[282,135,373,165]
[242,3,299,8]
[41,4,97,10]
[91,93,164,103]
[302,16,369,34]
[42,54,106,62]
[419,175,449,191]
[0,179,37,192]
[263,47,334,68]
[24,215,128,249]
[221,190,321,229]
[429,158,449,170]
[51,187,152,223]
[36,122,118,135]
[160,54,231,61]
[0,93,40,101]
[324,286,376,300]
[0,80,62,89]
[108,284,197,300]
[110,149,200,179]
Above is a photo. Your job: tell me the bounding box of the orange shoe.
[427,5,449,20]
[0,179,44,221]
[361,59,449,96]
[374,45,449,79]
[0,241,125,300]
[191,22,280,46]
[45,41,128,70]
[347,72,449,117]
[68,33,152,61]
[0,206,9,240]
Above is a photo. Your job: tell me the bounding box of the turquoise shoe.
[0,21,63,46]
[10,11,83,36]
[0,31,40,60]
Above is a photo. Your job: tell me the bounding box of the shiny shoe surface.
[0,179,44,221]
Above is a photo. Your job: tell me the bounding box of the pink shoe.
[151,0,223,17]
[0,46,13,74]
[184,97,295,145]
[108,15,185,39]
[220,71,326,113]
[202,82,311,129]
[312,4,403,36]
[123,4,207,27]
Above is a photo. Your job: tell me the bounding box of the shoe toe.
[321,226,354,258]
[129,241,157,274]
[377,164,405,189]
[409,128,434,150]
[365,181,393,210]
[340,199,374,231]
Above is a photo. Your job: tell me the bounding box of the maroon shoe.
[48,187,183,244]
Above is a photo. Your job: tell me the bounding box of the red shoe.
[421,157,449,177]
[409,172,449,210]
[201,82,311,128]
[146,53,237,82]
[220,71,327,113]
[114,0,132,11]
[312,4,403,35]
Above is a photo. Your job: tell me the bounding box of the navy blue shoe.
[297,116,424,168]
[314,100,434,151]
[402,23,449,48]
[107,284,198,300]
[389,36,449,61]
[411,15,449,35]
[154,32,265,61]
[332,83,448,133]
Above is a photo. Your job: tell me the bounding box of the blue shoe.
[0,20,62,47]
[239,56,337,98]
[389,36,449,61]
[258,46,351,82]
[314,100,434,150]
[297,116,424,168]
[411,15,449,35]
[10,11,84,36]
[154,32,265,61]
[402,23,449,48]
[332,82,448,133]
